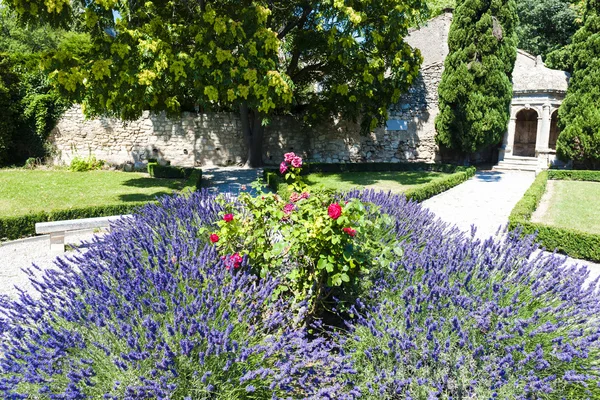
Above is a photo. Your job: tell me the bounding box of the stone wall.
[49,15,451,168]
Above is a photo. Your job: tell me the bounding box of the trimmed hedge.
[263,163,476,203]
[148,163,195,179]
[509,171,600,262]
[548,169,600,182]
[0,202,149,241]
[182,169,203,192]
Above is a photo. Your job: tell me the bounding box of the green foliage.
[147,163,195,179]
[435,0,518,155]
[517,0,580,58]
[0,10,72,165]
[4,0,427,149]
[508,170,600,262]
[548,169,600,181]
[181,169,202,192]
[69,155,104,171]
[210,187,396,316]
[0,202,148,241]
[0,54,20,165]
[556,1,600,169]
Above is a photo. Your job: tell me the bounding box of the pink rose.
[224,253,243,270]
[301,192,310,199]
[209,234,219,243]
[280,161,288,174]
[343,227,356,237]
[290,192,301,202]
[328,203,342,220]
[291,156,303,168]
[283,203,295,214]
[284,152,296,163]
[231,253,243,269]
[223,214,234,222]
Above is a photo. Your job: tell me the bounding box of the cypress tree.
[556,0,600,169]
[435,0,518,156]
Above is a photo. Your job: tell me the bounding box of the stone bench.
[35,215,132,253]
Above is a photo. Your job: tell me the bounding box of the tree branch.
[277,5,311,40]
[291,62,327,83]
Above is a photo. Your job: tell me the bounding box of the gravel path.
[422,170,600,281]
[422,170,536,238]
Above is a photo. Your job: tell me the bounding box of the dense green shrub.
[508,170,600,261]
[148,162,195,179]
[181,169,202,192]
[435,0,518,155]
[69,155,105,171]
[556,0,600,169]
[0,55,21,165]
[548,169,600,182]
[0,202,148,241]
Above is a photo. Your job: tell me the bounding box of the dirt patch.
[531,180,555,223]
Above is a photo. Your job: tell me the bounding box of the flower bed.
[1,159,599,399]
[509,170,600,262]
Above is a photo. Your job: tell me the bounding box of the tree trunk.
[239,102,264,168]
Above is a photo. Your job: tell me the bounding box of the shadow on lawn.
[118,192,174,202]
[120,177,184,190]
[305,171,444,188]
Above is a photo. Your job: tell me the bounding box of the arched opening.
[514,109,538,157]
[549,110,560,150]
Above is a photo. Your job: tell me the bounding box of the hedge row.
[0,202,149,241]
[548,169,600,182]
[148,163,195,179]
[264,163,476,203]
[508,171,600,262]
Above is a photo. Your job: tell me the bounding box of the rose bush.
[210,186,398,317]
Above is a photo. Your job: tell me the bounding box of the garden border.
[263,163,476,203]
[0,169,202,241]
[508,170,600,262]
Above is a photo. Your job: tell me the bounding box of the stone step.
[492,162,538,172]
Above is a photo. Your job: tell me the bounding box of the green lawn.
[304,171,451,192]
[542,180,600,235]
[0,170,185,217]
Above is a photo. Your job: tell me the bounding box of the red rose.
[343,227,356,237]
[223,213,234,222]
[209,234,219,243]
[328,203,342,219]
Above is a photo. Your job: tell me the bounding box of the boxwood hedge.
[509,170,600,262]
[264,163,476,203]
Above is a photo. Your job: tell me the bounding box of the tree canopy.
[556,0,600,168]
[517,0,581,59]
[3,0,428,166]
[435,0,518,156]
[0,8,73,165]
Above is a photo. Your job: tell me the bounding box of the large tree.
[556,0,600,168]
[517,0,581,59]
[435,0,518,157]
[3,0,427,167]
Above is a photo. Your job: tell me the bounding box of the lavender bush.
[344,190,600,399]
[0,191,356,399]
[0,188,599,399]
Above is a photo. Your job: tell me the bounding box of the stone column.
[536,103,551,153]
[503,116,517,158]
